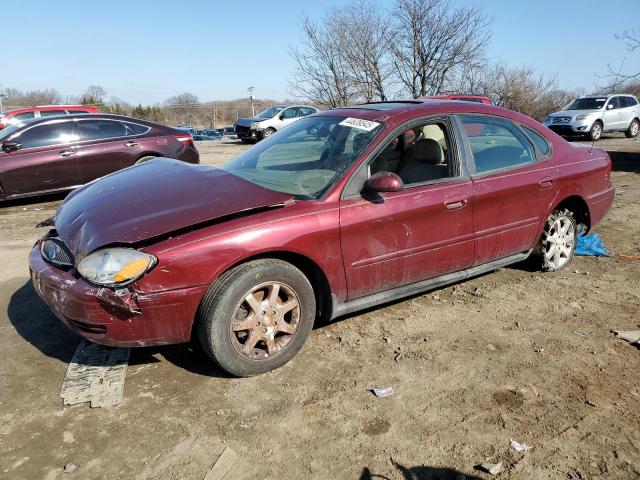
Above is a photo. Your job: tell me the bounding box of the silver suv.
[543,94,640,141]
[234,105,318,143]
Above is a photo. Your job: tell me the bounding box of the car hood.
[549,109,604,118]
[54,158,294,259]
[235,116,270,127]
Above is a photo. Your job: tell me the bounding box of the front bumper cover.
[29,245,208,347]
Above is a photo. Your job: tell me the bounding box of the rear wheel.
[625,119,639,138]
[588,121,603,141]
[197,259,316,377]
[538,208,577,271]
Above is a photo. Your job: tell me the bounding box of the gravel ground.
[0,135,638,480]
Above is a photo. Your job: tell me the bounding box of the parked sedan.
[0,114,199,200]
[0,105,99,129]
[29,100,613,376]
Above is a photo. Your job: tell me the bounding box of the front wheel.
[588,121,602,141]
[538,208,577,271]
[625,119,639,138]
[197,259,316,377]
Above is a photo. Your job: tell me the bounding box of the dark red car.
[425,94,493,104]
[29,100,613,376]
[0,105,100,129]
[0,114,198,200]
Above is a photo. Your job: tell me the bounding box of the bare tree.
[289,16,357,108]
[453,63,574,120]
[164,92,199,106]
[390,0,490,98]
[602,28,640,90]
[330,1,393,102]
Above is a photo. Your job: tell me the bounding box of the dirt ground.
[1,134,639,480]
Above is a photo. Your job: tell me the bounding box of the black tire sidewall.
[626,119,639,138]
[589,122,602,141]
[198,260,316,377]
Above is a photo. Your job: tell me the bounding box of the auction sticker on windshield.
[339,117,381,132]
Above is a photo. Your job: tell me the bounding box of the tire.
[588,121,603,141]
[240,139,254,144]
[197,259,316,377]
[625,119,639,139]
[260,127,276,140]
[135,155,157,165]
[538,208,578,272]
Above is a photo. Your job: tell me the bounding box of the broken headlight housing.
[77,248,156,287]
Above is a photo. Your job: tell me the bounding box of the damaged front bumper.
[29,244,208,347]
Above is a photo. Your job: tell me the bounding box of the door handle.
[125,141,138,147]
[58,150,73,157]
[444,198,468,210]
[538,178,554,189]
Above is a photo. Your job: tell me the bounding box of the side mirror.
[279,114,286,120]
[606,104,614,110]
[365,171,403,193]
[2,141,21,153]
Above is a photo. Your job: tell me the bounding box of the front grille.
[41,238,75,268]
[553,116,571,123]
[235,125,250,134]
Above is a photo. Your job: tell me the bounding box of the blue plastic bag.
[575,232,609,256]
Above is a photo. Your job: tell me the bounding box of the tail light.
[175,134,193,145]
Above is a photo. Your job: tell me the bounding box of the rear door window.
[12,121,73,149]
[460,115,535,174]
[77,120,128,141]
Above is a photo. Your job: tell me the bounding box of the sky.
[4,0,639,104]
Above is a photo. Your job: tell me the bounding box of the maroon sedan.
[0,114,198,200]
[29,100,614,376]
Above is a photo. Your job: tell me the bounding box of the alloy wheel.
[543,215,575,269]
[230,282,301,360]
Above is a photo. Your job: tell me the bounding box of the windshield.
[256,106,284,119]
[224,116,384,199]
[565,98,607,110]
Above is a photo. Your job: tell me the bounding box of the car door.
[277,107,300,130]
[602,96,625,131]
[619,97,635,129]
[0,119,80,195]
[339,117,475,300]
[457,114,558,265]
[74,118,142,182]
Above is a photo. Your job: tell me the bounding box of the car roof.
[317,99,512,122]
[1,105,95,115]
[7,113,155,128]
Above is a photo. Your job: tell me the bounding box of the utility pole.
[0,84,4,113]
[247,86,255,117]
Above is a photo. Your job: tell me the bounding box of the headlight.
[545,116,553,123]
[250,122,261,129]
[575,114,591,121]
[77,248,156,287]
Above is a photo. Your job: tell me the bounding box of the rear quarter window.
[522,126,551,156]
